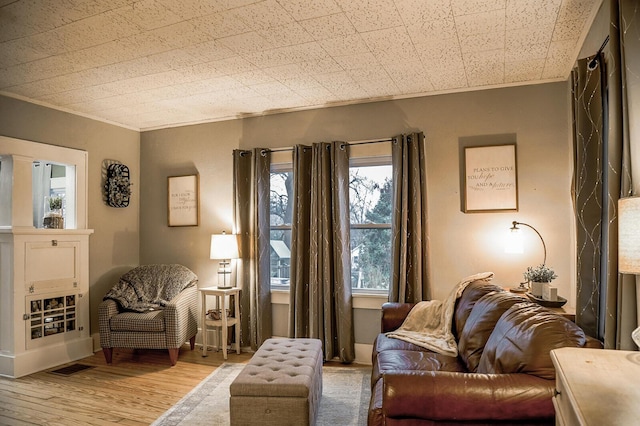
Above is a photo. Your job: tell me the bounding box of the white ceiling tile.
[245,42,328,69]
[451,0,506,16]
[208,56,257,75]
[406,17,457,45]
[155,0,227,20]
[190,10,251,39]
[361,27,418,64]
[318,33,369,57]
[251,81,294,96]
[262,64,308,81]
[552,18,587,42]
[281,75,322,91]
[339,0,404,32]
[181,40,236,63]
[147,21,213,50]
[416,39,465,70]
[114,1,182,31]
[333,52,379,71]
[218,32,272,55]
[0,0,602,129]
[301,13,357,41]
[455,9,506,37]
[426,68,468,91]
[0,38,49,68]
[231,70,277,86]
[257,22,315,48]
[505,59,545,82]
[297,57,344,75]
[542,39,578,78]
[275,0,341,20]
[296,85,334,103]
[557,0,600,22]
[459,31,505,54]
[505,0,561,31]
[394,0,452,25]
[235,0,294,30]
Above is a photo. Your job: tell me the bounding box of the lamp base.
[216,286,233,290]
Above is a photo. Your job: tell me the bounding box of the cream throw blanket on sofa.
[386,271,494,357]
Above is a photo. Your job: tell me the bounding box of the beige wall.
[140,82,574,352]
[141,81,574,302]
[0,95,140,334]
[0,79,574,350]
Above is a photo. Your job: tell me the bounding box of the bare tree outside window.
[269,162,392,291]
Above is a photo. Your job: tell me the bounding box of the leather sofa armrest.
[382,370,555,422]
[381,303,415,332]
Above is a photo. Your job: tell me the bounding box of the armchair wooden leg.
[103,348,113,364]
[190,335,196,350]
[168,348,179,365]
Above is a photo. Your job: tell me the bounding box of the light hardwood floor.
[0,345,254,425]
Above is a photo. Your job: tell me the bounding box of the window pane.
[270,229,291,286]
[270,171,293,226]
[351,228,391,290]
[349,165,392,225]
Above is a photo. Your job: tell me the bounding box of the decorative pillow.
[477,302,587,379]
[453,280,504,339]
[458,291,527,372]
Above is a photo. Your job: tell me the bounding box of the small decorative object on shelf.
[104,163,131,208]
[43,195,64,229]
[524,264,559,302]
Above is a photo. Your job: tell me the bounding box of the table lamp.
[618,197,640,347]
[210,231,239,289]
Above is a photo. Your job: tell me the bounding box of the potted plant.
[43,196,64,229]
[523,264,557,297]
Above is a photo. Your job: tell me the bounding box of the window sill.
[270,289,386,310]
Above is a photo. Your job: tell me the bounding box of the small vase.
[530,281,548,297]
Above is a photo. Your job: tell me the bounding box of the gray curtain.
[233,149,272,350]
[572,0,638,349]
[389,132,430,303]
[289,142,355,363]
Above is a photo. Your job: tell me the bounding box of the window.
[270,164,293,289]
[269,156,393,292]
[349,159,392,292]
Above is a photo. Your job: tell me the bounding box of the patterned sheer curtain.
[389,132,430,303]
[288,142,355,363]
[233,149,272,350]
[572,0,638,349]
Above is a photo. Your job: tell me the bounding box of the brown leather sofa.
[368,279,601,425]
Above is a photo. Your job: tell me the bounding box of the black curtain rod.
[588,35,610,69]
[265,137,394,153]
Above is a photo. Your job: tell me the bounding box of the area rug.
[152,363,371,426]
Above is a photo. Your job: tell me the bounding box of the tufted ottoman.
[230,338,323,425]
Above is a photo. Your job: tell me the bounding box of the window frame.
[267,151,393,295]
[349,155,392,295]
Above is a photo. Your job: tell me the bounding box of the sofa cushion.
[477,302,587,379]
[453,279,504,339]
[110,310,165,332]
[372,349,466,385]
[373,333,433,359]
[458,291,527,372]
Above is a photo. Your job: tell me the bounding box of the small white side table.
[199,286,241,360]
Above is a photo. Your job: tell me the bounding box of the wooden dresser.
[551,347,640,425]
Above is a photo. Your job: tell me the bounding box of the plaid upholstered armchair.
[98,264,199,366]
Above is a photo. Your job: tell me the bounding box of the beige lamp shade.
[210,232,239,260]
[619,197,640,274]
